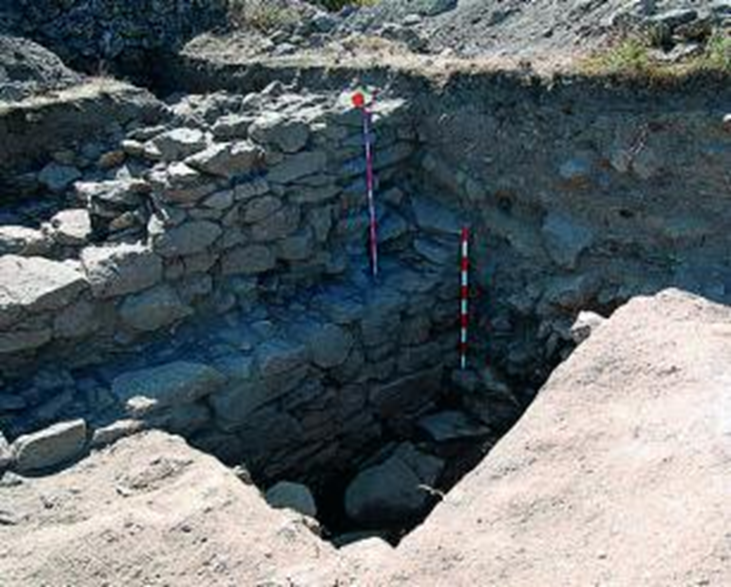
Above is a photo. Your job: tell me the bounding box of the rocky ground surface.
[1,289,729,586]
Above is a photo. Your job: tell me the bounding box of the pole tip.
[352,92,365,109]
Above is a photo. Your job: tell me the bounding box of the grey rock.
[185,141,263,178]
[570,310,606,344]
[0,226,52,256]
[243,195,283,224]
[119,284,192,332]
[147,128,207,162]
[344,443,443,526]
[11,419,87,473]
[112,361,226,417]
[81,244,162,298]
[0,255,87,318]
[414,237,454,265]
[255,339,308,377]
[0,329,52,354]
[380,212,410,242]
[76,179,148,211]
[267,151,328,184]
[559,156,593,184]
[47,209,92,246]
[417,410,490,442]
[412,196,461,235]
[212,114,255,139]
[221,245,276,275]
[90,419,146,448]
[265,481,318,517]
[38,163,81,193]
[153,221,222,257]
[53,299,100,339]
[0,431,11,471]
[276,229,315,262]
[249,112,311,154]
[541,212,594,270]
[234,178,271,202]
[304,322,354,369]
[250,206,300,242]
[202,189,234,210]
[151,162,218,205]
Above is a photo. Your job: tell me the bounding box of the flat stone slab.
[0,255,87,321]
[81,244,163,299]
[417,410,491,442]
[11,419,87,473]
[112,361,226,417]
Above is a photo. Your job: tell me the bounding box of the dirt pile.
[362,288,731,585]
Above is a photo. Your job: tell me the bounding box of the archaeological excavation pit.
[3,56,731,547]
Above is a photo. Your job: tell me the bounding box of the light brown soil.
[1,289,729,586]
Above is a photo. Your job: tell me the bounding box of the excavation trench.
[3,55,731,546]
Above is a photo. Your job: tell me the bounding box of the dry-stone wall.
[0,84,465,490]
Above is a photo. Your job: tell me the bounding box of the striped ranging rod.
[352,90,379,279]
[460,226,470,370]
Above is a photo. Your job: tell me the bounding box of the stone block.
[11,419,87,473]
[119,284,192,332]
[81,244,162,298]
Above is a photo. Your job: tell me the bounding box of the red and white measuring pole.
[352,90,379,279]
[460,226,470,370]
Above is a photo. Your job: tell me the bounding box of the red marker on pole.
[460,227,470,370]
[352,90,379,279]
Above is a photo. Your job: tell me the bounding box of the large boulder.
[344,443,443,527]
[11,419,87,473]
[0,256,87,333]
[81,244,162,298]
[47,209,92,246]
[112,361,226,417]
[152,220,221,258]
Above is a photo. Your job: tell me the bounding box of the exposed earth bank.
[1,289,729,586]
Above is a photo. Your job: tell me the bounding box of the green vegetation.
[581,29,731,79]
[228,0,299,32]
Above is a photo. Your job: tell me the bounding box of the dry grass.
[580,29,731,80]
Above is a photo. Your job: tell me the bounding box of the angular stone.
[288,182,341,204]
[76,179,148,211]
[0,255,87,318]
[276,229,315,262]
[303,323,354,369]
[243,195,283,224]
[370,366,443,419]
[250,206,300,242]
[221,245,276,275]
[11,419,87,473]
[81,244,163,298]
[90,419,146,449]
[255,339,308,377]
[119,284,193,332]
[412,197,461,235]
[212,114,255,139]
[380,212,410,243]
[48,209,92,246]
[202,189,234,210]
[0,226,52,256]
[0,431,12,471]
[149,163,218,205]
[414,237,454,265]
[249,113,311,153]
[417,410,490,442]
[147,128,207,162]
[53,298,100,338]
[153,221,222,258]
[265,481,317,517]
[38,163,81,193]
[344,443,443,526]
[234,178,271,202]
[267,151,328,184]
[185,141,263,178]
[542,212,594,270]
[0,329,52,354]
[112,361,226,417]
